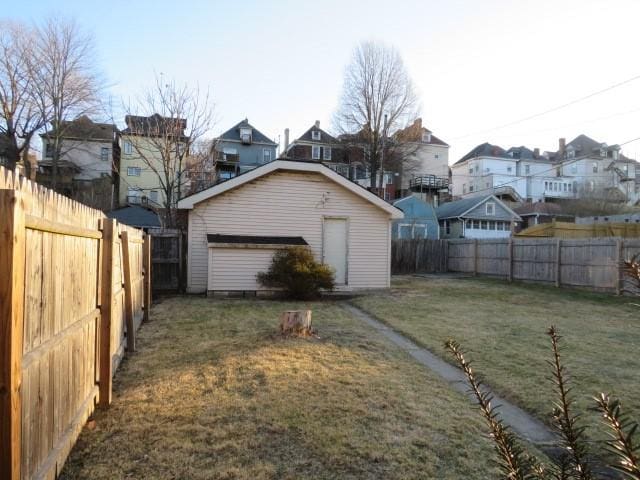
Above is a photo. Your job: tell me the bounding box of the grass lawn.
[352,275,640,439]
[60,296,500,479]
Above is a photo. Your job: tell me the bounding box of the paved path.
[342,303,557,445]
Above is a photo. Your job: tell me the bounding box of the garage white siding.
[208,247,277,291]
[187,170,393,292]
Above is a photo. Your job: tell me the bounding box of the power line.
[452,73,640,141]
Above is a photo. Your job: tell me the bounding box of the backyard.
[58,277,640,479]
[352,275,640,439]
[60,296,498,479]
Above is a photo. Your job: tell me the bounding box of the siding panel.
[187,170,391,292]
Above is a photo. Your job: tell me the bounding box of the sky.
[8,0,640,162]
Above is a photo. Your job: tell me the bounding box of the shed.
[392,196,439,239]
[177,159,404,294]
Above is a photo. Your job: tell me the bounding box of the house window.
[488,221,496,230]
[445,220,451,235]
[127,188,141,203]
[463,183,467,194]
[312,130,321,141]
[263,148,271,163]
[123,141,133,155]
[149,190,158,203]
[323,147,332,160]
[45,143,54,158]
[545,181,548,190]
[480,221,488,230]
[469,167,474,174]
[469,185,474,192]
[312,145,321,160]
[422,132,431,142]
[486,202,495,215]
[507,166,512,173]
[127,167,141,176]
[473,220,480,229]
[434,154,439,160]
[525,165,530,175]
[475,165,479,173]
[592,162,598,173]
[571,164,577,174]
[101,147,109,162]
[240,127,252,144]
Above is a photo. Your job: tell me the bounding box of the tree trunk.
[280,310,313,337]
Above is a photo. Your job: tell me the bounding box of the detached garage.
[177,159,403,294]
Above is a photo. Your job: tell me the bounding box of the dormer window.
[312,130,321,141]
[486,202,495,215]
[600,148,607,157]
[240,127,252,145]
[422,132,431,143]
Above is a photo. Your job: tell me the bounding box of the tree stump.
[280,310,313,337]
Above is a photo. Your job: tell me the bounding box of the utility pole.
[379,114,388,197]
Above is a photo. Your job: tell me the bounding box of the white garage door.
[208,247,277,291]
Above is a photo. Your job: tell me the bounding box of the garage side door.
[208,247,277,291]
[323,218,348,285]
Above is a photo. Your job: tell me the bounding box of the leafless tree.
[27,16,103,189]
[0,20,45,174]
[124,75,215,227]
[333,41,420,190]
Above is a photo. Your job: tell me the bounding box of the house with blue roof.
[435,194,521,239]
[392,196,440,240]
[213,119,278,182]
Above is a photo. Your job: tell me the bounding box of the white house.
[177,159,403,294]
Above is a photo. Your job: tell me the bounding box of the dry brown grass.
[60,296,499,479]
[352,276,640,441]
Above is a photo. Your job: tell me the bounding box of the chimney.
[533,147,540,158]
[284,128,290,152]
[559,138,566,155]
[415,118,422,129]
[314,120,320,129]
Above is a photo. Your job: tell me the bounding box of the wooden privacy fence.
[447,237,640,293]
[0,167,152,480]
[392,237,640,293]
[391,239,448,274]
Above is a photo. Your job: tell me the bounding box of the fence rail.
[0,166,151,480]
[392,237,640,293]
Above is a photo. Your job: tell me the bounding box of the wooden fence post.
[473,239,478,276]
[555,238,562,288]
[99,218,116,408]
[615,238,623,296]
[120,231,135,352]
[143,233,152,322]
[0,190,26,480]
[443,239,449,273]
[507,238,513,282]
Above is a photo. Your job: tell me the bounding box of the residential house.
[392,195,439,240]
[451,135,639,204]
[394,118,450,205]
[514,202,575,230]
[177,159,403,294]
[435,195,521,239]
[212,118,277,183]
[38,116,120,205]
[119,113,188,208]
[0,133,17,170]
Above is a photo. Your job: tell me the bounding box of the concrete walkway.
[342,303,557,446]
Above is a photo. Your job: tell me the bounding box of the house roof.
[207,234,308,245]
[514,202,569,216]
[435,194,520,220]
[218,118,277,145]
[121,113,187,137]
[294,124,338,144]
[393,118,449,146]
[454,143,510,165]
[107,205,161,228]
[177,158,404,219]
[41,115,117,142]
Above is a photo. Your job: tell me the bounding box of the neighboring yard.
[352,275,640,438]
[60,297,499,479]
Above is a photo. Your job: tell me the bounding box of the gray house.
[213,119,278,182]
[436,195,521,239]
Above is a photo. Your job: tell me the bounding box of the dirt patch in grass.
[60,297,499,479]
[352,276,640,442]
